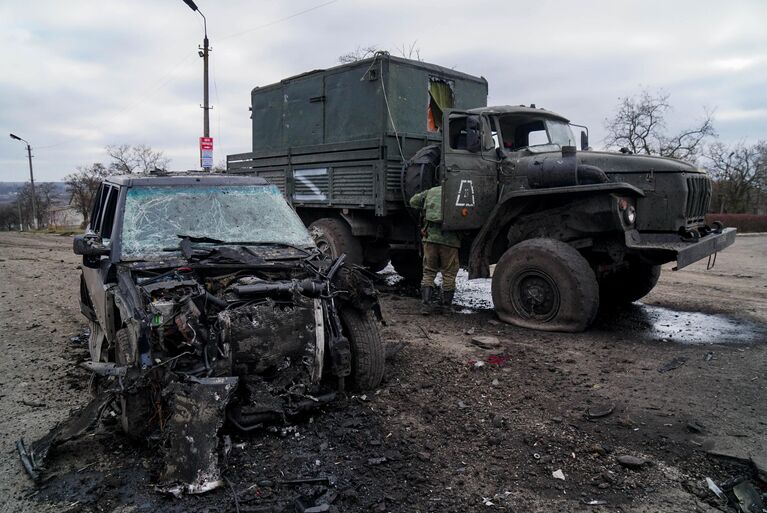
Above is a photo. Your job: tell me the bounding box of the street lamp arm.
[181,0,207,37]
[9,133,29,145]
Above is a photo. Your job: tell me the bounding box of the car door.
[81,183,120,339]
[440,110,499,231]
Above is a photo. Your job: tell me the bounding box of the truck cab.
[429,105,735,331]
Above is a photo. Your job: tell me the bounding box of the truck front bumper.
[625,227,737,270]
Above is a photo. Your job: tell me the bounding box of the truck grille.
[685,174,711,225]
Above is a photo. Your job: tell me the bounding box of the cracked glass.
[120,184,315,260]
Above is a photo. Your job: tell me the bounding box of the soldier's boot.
[440,290,455,313]
[420,286,434,315]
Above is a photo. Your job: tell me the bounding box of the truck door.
[440,110,498,230]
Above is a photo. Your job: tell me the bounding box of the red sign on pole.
[200,137,214,168]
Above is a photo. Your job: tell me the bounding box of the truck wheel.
[364,242,390,273]
[390,250,423,284]
[600,261,661,304]
[309,218,363,265]
[339,308,384,390]
[491,239,599,332]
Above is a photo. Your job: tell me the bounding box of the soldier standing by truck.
[409,186,460,314]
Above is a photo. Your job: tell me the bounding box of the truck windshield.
[120,184,315,260]
[545,120,577,147]
[499,116,577,151]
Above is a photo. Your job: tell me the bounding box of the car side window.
[100,186,119,242]
[90,185,108,233]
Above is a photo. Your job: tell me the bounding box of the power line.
[219,0,340,40]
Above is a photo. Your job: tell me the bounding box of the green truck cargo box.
[227,54,487,216]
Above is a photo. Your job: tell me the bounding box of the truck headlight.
[624,206,636,224]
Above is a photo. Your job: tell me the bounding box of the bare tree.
[704,141,767,213]
[395,40,422,61]
[65,163,110,227]
[338,46,379,64]
[16,182,56,229]
[604,89,715,163]
[106,144,170,174]
[338,43,424,64]
[0,204,19,231]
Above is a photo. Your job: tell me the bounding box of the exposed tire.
[491,238,599,332]
[599,261,661,304]
[115,328,152,438]
[309,218,363,265]
[339,308,384,390]
[390,250,423,284]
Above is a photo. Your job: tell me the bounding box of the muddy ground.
[0,232,765,513]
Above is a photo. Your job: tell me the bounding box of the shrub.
[705,214,767,233]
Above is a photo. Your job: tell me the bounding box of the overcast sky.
[1,0,765,181]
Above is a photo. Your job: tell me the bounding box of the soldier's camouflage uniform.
[409,187,460,299]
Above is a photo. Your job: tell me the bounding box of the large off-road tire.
[491,239,599,332]
[390,250,423,284]
[339,308,384,390]
[599,261,661,304]
[309,218,363,265]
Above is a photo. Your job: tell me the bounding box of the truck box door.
[441,111,498,230]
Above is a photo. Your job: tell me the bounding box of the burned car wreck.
[18,175,384,495]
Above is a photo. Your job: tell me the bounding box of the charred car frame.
[18,175,384,495]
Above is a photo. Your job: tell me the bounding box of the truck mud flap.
[625,227,737,270]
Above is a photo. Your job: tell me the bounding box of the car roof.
[104,174,269,187]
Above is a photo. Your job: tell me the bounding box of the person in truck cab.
[409,186,461,314]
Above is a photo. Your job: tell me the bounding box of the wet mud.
[2,233,766,513]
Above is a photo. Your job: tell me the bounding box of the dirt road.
[0,232,765,512]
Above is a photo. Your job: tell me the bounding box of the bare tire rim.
[511,269,561,321]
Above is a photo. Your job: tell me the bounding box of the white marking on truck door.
[455,179,475,207]
[294,168,327,201]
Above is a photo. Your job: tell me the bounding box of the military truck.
[228,53,735,332]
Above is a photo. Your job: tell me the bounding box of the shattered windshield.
[120,184,315,260]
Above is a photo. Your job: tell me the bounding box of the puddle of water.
[378,266,493,311]
[379,266,766,344]
[596,303,767,345]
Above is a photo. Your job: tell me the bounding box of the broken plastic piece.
[17,392,115,481]
[705,477,725,500]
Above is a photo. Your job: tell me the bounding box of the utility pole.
[182,0,212,172]
[17,199,23,232]
[9,133,38,230]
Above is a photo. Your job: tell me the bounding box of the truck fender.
[467,182,644,279]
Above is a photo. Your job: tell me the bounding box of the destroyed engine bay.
[19,238,384,496]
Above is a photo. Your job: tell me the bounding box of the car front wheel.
[339,308,384,390]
